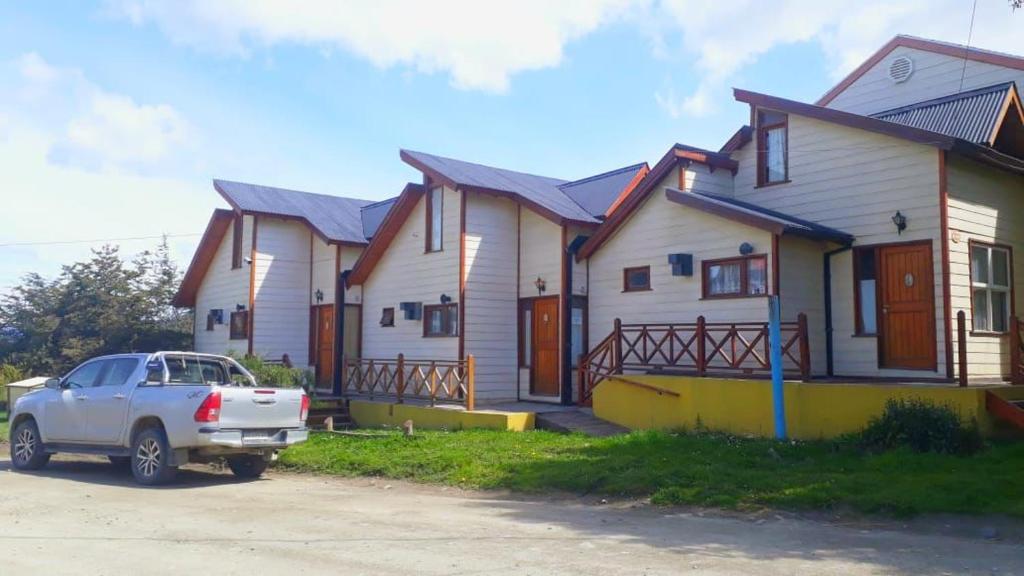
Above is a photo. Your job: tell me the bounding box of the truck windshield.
[161,355,258,387]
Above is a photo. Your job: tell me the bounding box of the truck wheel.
[227,455,269,479]
[11,419,50,471]
[131,427,177,486]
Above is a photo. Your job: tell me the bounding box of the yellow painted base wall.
[593,376,1024,439]
[349,400,535,432]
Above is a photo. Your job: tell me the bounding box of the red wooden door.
[532,297,560,396]
[316,305,335,387]
[879,243,936,370]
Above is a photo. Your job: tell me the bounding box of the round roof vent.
[888,56,914,83]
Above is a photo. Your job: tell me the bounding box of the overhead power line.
[0,232,203,248]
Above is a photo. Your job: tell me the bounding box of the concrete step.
[535,410,629,437]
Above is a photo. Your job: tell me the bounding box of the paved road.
[1,455,1022,575]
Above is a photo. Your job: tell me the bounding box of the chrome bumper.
[198,428,309,449]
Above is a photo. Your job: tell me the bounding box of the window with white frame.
[426,187,443,252]
[970,243,1012,333]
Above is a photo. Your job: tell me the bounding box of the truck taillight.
[194,391,222,423]
[300,394,310,422]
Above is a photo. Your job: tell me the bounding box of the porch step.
[307,398,353,431]
[535,410,629,437]
[985,391,1024,430]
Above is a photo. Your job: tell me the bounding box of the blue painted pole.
[768,295,787,439]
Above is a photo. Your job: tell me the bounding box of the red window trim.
[622,266,652,292]
[425,187,443,253]
[229,310,249,340]
[423,303,459,338]
[756,113,789,187]
[967,239,1015,335]
[701,255,768,299]
[380,307,395,327]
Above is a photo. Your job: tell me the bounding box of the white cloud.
[651,0,1023,118]
[106,0,640,92]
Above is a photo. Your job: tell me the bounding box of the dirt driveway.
[1,455,1022,576]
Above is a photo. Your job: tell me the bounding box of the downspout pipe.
[562,235,588,405]
[333,269,350,396]
[823,244,853,378]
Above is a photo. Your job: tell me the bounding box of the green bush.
[860,398,983,455]
[234,355,312,389]
[0,364,24,386]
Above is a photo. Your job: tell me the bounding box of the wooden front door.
[879,243,936,370]
[531,297,560,396]
[315,305,335,388]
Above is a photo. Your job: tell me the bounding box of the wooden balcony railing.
[1012,316,1023,385]
[341,354,475,410]
[578,314,810,404]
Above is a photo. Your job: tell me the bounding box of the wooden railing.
[1012,316,1023,385]
[578,314,810,403]
[341,354,475,410]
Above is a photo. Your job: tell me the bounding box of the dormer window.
[757,110,788,186]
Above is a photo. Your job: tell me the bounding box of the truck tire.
[130,427,177,486]
[227,455,269,479]
[10,419,50,471]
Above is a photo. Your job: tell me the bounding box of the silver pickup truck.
[8,352,309,485]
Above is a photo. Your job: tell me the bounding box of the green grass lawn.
[278,429,1024,518]
[0,410,8,442]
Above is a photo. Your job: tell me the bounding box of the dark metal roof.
[213,179,376,244]
[400,150,599,223]
[871,82,1016,145]
[685,191,855,244]
[558,162,647,217]
[360,197,397,240]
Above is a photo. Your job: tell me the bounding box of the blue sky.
[0,1,1019,292]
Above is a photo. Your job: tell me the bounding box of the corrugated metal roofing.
[871,82,1014,144]
[360,197,397,240]
[400,150,599,223]
[214,179,377,244]
[687,191,854,243]
[558,162,647,218]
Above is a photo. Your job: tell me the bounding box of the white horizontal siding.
[361,187,460,361]
[517,207,565,401]
[947,155,1024,379]
[826,46,1024,116]
[464,194,518,401]
[194,214,253,356]
[251,218,311,367]
[733,113,945,378]
[779,235,827,376]
[339,245,364,305]
[310,235,336,306]
[684,162,735,198]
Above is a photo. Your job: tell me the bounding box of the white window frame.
[970,242,1012,333]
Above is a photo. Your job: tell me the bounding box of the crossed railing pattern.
[341,354,475,409]
[578,314,811,403]
[1013,317,1024,385]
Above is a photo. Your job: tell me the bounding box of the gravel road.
[1,454,1022,575]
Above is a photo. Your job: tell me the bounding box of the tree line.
[0,240,192,378]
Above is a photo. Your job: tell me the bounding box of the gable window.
[423,303,458,337]
[702,255,768,298]
[231,214,244,269]
[425,187,443,252]
[853,247,878,335]
[970,242,1012,333]
[757,110,788,186]
[623,266,651,292]
[380,307,395,327]
[229,310,249,340]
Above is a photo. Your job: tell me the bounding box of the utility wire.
[0,232,202,248]
[957,0,979,97]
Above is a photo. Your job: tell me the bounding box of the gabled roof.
[558,162,649,218]
[817,35,1024,107]
[347,184,426,286]
[576,143,739,261]
[360,197,398,240]
[665,189,854,244]
[870,82,1023,146]
[214,179,376,246]
[172,209,235,307]
[734,88,1024,175]
[400,149,598,224]
[720,125,752,153]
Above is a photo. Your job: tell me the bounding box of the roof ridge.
[212,178,376,205]
[558,162,648,190]
[894,34,1024,62]
[871,82,1016,118]
[400,149,568,184]
[361,196,399,209]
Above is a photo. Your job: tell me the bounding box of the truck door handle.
[74,394,89,401]
[113,393,127,400]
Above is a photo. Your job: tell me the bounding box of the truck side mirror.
[44,378,61,390]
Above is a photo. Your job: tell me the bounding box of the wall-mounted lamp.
[235,303,246,312]
[440,293,452,304]
[243,256,253,265]
[534,276,547,295]
[739,242,755,255]
[314,289,324,304]
[891,210,907,235]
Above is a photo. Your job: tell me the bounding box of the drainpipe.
[562,235,588,405]
[823,244,852,378]
[333,269,350,396]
